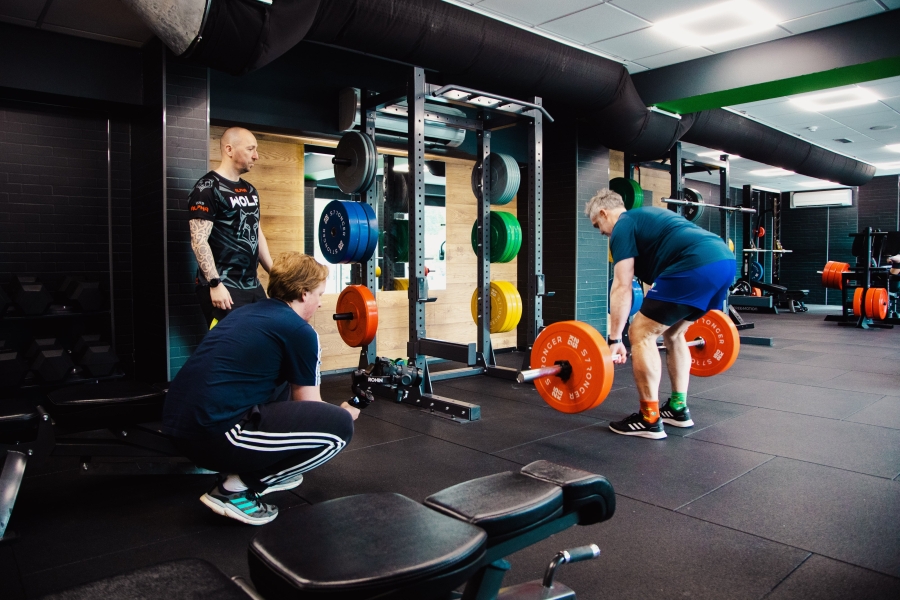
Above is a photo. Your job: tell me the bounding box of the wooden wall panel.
[207,128,519,372]
[609,150,669,207]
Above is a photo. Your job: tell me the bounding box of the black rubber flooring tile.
[610,364,748,396]
[340,411,423,450]
[765,554,900,600]
[295,434,522,504]
[1,544,25,600]
[799,353,900,376]
[435,375,549,407]
[678,458,900,578]
[693,379,884,419]
[845,396,900,431]
[16,502,297,598]
[818,370,900,397]
[495,424,773,510]
[688,407,900,478]
[780,341,900,359]
[10,471,304,577]
[733,345,825,363]
[724,359,846,386]
[359,390,597,453]
[500,495,807,600]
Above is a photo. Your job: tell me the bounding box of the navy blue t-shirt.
[162,299,321,438]
[610,207,733,284]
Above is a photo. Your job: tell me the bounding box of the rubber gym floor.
[3,307,900,599]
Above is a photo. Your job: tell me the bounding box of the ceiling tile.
[881,0,900,7]
[779,0,885,35]
[631,45,713,69]
[606,0,720,22]
[701,27,790,53]
[732,100,797,118]
[539,3,650,44]
[859,76,900,101]
[0,0,44,22]
[754,0,868,22]
[623,61,650,73]
[881,97,900,113]
[476,0,604,26]
[44,0,154,44]
[590,26,686,61]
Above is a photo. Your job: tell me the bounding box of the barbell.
[520,310,740,414]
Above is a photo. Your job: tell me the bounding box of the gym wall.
[208,128,518,372]
[0,102,135,376]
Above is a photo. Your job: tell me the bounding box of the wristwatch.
[209,278,222,288]
[606,337,622,344]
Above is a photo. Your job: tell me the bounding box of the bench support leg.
[462,559,511,600]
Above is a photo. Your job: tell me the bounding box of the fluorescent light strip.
[790,87,879,112]
[885,144,900,153]
[721,107,875,167]
[697,150,741,159]
[750,168,794,177]
[441,0,621,63]
[652,1,778,47]
[875,161,900,170]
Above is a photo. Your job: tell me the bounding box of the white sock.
[220,474,248,493]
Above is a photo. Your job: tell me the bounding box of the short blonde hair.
[584,188,625,221]
[267,252,329,302]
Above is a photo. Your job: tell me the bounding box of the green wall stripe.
[655,56,900,115]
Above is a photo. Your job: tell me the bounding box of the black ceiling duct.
[123,0,876,186]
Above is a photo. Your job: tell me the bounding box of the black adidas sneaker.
[660,399,695,428]
[609,412,667,439]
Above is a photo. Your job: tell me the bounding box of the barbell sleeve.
[333,312,354,321]
[332,157,352,166]
[517,365,562,383]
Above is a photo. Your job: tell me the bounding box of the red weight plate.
[867,287,888,320]
[853,288,864,317]
[335,285,378,347]
[529,321,614,413]
[684,310,740,377]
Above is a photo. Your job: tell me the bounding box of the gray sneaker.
[259,473,304,496]
[200,485,278,525]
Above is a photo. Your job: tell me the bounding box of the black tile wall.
[858,175,899,233]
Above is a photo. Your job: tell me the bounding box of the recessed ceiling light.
[652,1,778,47]
[885,144,900,153]
[870,125,896,131]
[750,168,794,177]
[876,161,900,170]
[697,150,742,159]
[833,138,853,144]
[790,87,880,112]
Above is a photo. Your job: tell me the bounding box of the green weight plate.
[609,178,643,210]
[682,188,705,222]
[390,219,409,263]
[497,211,521,263]
[471,212,512,262]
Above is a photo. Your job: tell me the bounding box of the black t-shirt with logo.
[188,171,261,290]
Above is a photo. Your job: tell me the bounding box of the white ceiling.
[447,0,898,72]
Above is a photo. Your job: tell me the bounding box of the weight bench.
[249,460,615,599]
[1,380,203,543]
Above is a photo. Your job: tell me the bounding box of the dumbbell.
[73,334,119,377]
[27,338,74,383]
[333,285,378,347]
[0,340,29,388]
[517,310,740,414]
[60,277,102,312]
[11,276,52,315]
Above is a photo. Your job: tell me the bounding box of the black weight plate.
[682,188,705,222]
[470,153,520,205]
[360,132,377,193]
[334,132,374,194]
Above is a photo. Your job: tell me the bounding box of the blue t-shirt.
[610,207,734,284]
[162,299,321,438]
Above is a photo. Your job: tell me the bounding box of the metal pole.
[407,67,427,371]
[362,89,378,366]
[527,98,544,349]
[669,142,683,213]
[477,113,492,360]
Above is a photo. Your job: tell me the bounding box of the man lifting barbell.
[586,189,735,439]
[162,252,360,525]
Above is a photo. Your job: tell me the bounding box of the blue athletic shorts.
[643,258,735,312]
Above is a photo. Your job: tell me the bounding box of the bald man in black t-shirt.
[189,127,274,327]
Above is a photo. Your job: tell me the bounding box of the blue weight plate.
[319,200,362,264]
[344,200,367,263]
[608,277,643,316]
[358,201,379,262]
[749,260,764,281]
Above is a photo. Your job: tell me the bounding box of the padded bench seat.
[38,558,250,600]
[44,380,166,432]
[249,493,487,600]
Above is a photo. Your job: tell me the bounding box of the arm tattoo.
[189,220,220,281]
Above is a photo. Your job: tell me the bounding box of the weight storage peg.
[519,310,740,413]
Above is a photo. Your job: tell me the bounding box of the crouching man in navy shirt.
[163,251,358,525]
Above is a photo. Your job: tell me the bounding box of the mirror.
[304,148,447,293]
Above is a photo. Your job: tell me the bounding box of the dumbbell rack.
[355,67,552,421]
